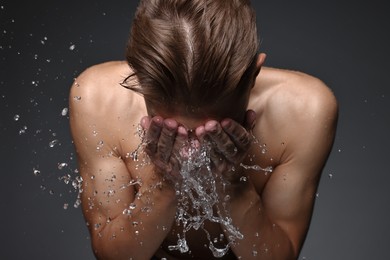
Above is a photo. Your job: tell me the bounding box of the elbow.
[90,230,109,260]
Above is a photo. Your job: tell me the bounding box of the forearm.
[224,186,296,260]
[91,186,177,260]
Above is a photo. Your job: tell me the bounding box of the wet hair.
[122,0,259,112]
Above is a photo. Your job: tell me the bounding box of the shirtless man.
[69,0,338,259]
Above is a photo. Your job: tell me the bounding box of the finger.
[221,119,252,153]
[195,125,206,143]
[156,118,178,163]
[205,120,237,162]
[140,116,151,130]
[209,146,228,173]
[243,109,257,131]
[144,116,164,156]
[168,125,188,176]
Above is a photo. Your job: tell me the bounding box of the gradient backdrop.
[1,1,389,259]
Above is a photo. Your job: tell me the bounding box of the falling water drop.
[19,126,27,135]
[61,107,68,116]
[57,162,68,170]
[49,139,60,148]
[33,168,41,176]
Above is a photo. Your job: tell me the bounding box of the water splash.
[155,138,243,256]
[127,125,273,257]
[239,163,273,173]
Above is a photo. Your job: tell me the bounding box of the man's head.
[123,0,263,124]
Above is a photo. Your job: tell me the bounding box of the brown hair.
[122,0,259,113]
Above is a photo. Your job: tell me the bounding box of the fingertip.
[204,120,218,132]
[140,116,151,129]
[152,116,164,127]
[221,118,232,128]
[164,118,178,130]
[195,125,205,138]
[177,126,188,137]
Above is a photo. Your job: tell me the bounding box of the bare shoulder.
[69,61,145,156]
[68,60,144,125]
[255,67,337,115]
[70,61,132,109]
[252,67,338,130]
[250,67,338,163]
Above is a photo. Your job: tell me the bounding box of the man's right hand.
[140,116,188,182]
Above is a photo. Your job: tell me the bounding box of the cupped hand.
[195,110,256,183]
[140,110,256,183]
[140,116,188,182]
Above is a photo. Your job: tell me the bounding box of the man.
[69,0,338,259]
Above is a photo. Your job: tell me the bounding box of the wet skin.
[69,61,338,260]
[140,110,257,184]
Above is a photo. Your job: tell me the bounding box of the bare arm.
[206,78,338,259]
[69,70,178,260]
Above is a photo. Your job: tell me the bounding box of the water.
[130,126,272,257]
[165,139,243,257]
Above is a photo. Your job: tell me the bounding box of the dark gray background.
[1,1,389,259]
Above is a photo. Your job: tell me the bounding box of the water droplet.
[59,174,71,184]
[63,203,69,210]
[19,126,27,135]
[13,114,20,121]
[74,198,81,208]
[69,44,76,50]
[252,250,258,256]
[123,209,132,215]
[73,96,81,101]
[49,139,60,148]
[57,162,68,170]
[61,107,68,116]
[107,189,115,197]
[73,80,80,87]
[94,223,101,230]
[33,168,41,176]
[129,203,136,210]
[96,140,104,151]
[328,173,333,179]
[141,206,152,213]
